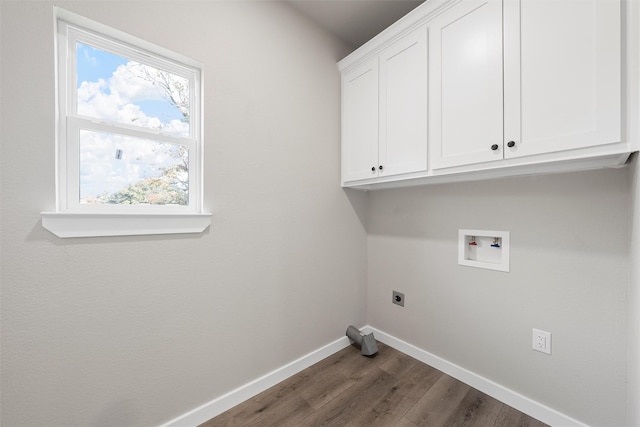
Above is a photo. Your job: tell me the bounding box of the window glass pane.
[80,130,189,205]
[76,43,190,137]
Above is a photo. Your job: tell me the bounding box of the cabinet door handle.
[507,141,516,148]
[379,165,383,171]
[491,144,499,151]
[371,166,376,172]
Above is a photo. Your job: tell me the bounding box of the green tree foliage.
[106,145,188,205]
[106,175,186,205]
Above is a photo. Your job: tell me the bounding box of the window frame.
[42,8,210,238]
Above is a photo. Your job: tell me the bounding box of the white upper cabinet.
[503,0,621,158]
[342,57,379,182]
[379,25,428,177]
[429,0,504,169]
[341,25,428,184]
[338,0,633,188]
[430,0,621,170]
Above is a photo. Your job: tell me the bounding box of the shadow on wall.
[364,166,630,257]
[93,399,141,427]
[343,187,369,231]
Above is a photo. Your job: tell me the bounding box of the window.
[43,8,210,238]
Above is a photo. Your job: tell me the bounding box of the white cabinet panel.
[429,0,503,169]
[341,25,428,184]
[379,25,428,176]
[504,0,621,158]
[342,58,379,182]
[338,0,631,189]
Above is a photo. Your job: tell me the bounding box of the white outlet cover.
[532,328,552,355]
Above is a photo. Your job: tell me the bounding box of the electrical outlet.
[392,291,405,307]
[532,328,551,355]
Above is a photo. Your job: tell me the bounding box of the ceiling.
[287,0,425,50]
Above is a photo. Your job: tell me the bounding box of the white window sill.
[41,212,212,238]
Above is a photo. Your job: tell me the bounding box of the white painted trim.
[54,7,203,69]
[53,7,206,225]
[41,212,212,238]
[362,326,589,427]
[161,327,588,427]
[159,336,352,427]
[343,151,632,190]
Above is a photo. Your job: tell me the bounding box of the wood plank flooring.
[200,342,548,427]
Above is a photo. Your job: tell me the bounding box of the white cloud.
[77,61,190,202]
[77,61,189,137]
[82,48,98,67]
[110,63,165,103]
[79,130,186,201]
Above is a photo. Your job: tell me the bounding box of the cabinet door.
[379,25,428,177]
[342,57,379,183]
[504,0,621,158]
[429,0,504,169]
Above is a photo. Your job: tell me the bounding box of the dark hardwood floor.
[200,342,548,427]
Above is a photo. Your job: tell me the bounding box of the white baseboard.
[159,336,352,427]
[161,326,587,427]
[362,325,588,427]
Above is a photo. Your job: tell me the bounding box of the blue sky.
[77,43,126,85]
[76,42,189,202]
[76,42,184,123]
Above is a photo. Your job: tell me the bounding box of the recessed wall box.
[458,229,510,272]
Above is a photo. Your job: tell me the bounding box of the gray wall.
[626,2,640,424]
[0,2,367,426]
[1,1,637,427]
[626,2,640,422]
[366,168,630,426]
[629,159,639,427]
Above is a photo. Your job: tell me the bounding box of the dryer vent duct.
[345,325,379,356]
